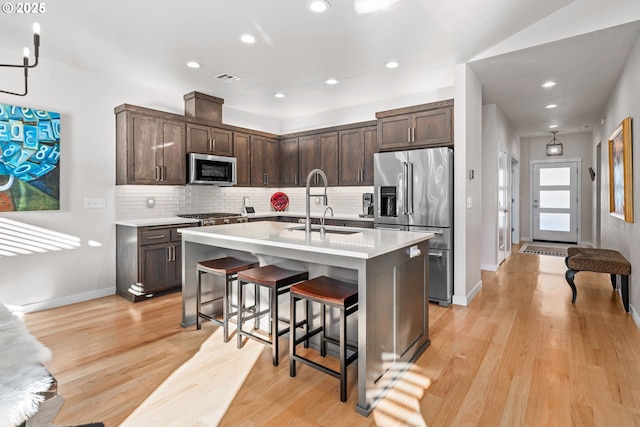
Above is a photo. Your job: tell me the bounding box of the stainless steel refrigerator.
[374,147,453,306]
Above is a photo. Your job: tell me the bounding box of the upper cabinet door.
[160,119,186,185]
[234,132,251,187]
[129,113,160,184]
[210,128,233,156]
[412,107,452,147]
[318,132,338,186]
[378,114,412,151]
[338,128,364,186]
[186,123,210,154]
[279,137,299,186]
[298,134,319,186]
[186,123,233,156]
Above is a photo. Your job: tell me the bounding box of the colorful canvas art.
[0,103,60,211]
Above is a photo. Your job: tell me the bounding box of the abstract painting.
[0,103,60,211]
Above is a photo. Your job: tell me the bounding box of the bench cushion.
[566,247,631,276]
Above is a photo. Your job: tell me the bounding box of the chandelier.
[0,23,41,96]
[546,131,563,156]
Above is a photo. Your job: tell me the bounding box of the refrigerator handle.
[409,162,414,214]
[402,161,409,215]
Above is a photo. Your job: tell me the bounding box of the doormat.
[519,242,570,257]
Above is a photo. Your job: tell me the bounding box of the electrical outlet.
[244,197,250,206]
[84,197,106,209]
[147,197,155,208]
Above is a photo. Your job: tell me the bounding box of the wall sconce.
[0,23,41,96]
[588,167,596,181]
[546,131,563,156]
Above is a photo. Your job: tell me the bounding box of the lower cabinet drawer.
[139,229,171,245]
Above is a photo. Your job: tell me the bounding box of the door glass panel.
[540,190,571,209]
[539,213,570,232]
[539,167,570,186]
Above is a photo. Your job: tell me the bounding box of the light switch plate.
[466,197,472,209]
[84,197,106,209]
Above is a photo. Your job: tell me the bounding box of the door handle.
[409,162,414,214]
[429,252,443,258]
[402,161,409,215]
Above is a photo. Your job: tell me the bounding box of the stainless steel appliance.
[374,147,453,306]
[187,153,236,186]
[176,212,247,226]
[361,192,374,217]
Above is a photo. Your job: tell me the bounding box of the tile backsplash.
[115,185,374,220]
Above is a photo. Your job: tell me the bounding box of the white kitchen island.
[179,221,433,415]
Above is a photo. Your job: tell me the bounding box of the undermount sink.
[286,225,362,235]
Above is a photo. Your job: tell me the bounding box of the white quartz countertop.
[179,221,432,259]
[115,217,200,227]
[248,211,374,222]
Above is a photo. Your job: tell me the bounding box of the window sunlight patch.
[0,218,81,257]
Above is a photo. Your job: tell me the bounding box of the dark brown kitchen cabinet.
[299,132,338,186]
[338,126,377,185]
[250,135,279,186]
[376,100,453,151]
[116,224,195,302]
[279,137,299,186]
[186,123,233,156]
[115,106,186,185]
[234,132,251,187]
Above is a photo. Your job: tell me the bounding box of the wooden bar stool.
[289,276,358,402]
[196,257,259,342]
[237,265,308,366]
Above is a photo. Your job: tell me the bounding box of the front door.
[532,161,579,243]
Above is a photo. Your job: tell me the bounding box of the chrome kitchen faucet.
[305,168,328,234]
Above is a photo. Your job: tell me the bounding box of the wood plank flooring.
[23,247,640,426]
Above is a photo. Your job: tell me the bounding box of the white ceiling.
[1,0,639,136]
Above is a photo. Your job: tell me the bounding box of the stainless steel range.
[177,212,247,226]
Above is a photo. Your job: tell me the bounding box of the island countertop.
[178,221,432,259]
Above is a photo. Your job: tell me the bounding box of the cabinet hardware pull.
[155,166,160,181]
[162,165,166,181]
[148,235,166,240]
[172,246,176,261]
[412,127,415,142]
[295,173,298,185]
[167,247,172,262]
[212,138,215,151]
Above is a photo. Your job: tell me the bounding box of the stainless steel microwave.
[187,153,237,186]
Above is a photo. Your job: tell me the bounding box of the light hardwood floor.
[24,247,640,426]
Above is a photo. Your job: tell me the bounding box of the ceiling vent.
[215,73,241,83]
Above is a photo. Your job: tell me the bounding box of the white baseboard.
[630,303,640,330]
[9,287,116,314]
[481,263,499,271]
[452,280,482,306]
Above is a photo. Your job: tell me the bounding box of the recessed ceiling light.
[186,61,201,69]
[274,92,286,98]
[240,34,256,44]
[549,124,558,129]
[545,104,557,109]
[307,0,330,13]
[541,81,557,88]
[325,78,339,85]
[386,61,399,69]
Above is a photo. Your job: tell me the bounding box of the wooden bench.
[564,247,631,312]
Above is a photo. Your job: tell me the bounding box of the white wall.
[0,54,186,310]
[597,32,640,326]
[452,64,483,306]
[519,131,594,245]
[481,104,518,270]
